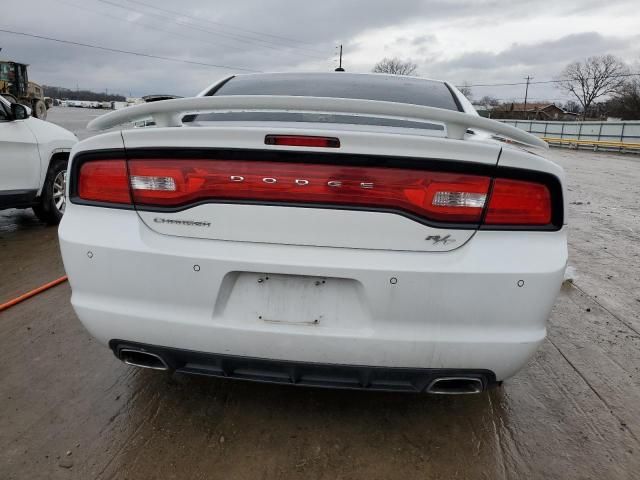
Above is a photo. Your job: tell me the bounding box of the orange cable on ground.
[0,275,68,312]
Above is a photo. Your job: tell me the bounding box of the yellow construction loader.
[0,60,49,120]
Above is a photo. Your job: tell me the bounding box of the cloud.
[0,0,638,101]
[442,32,633,70]
[412,34,436,46]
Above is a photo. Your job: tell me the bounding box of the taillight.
[72,155,559,229]
[128,159,490,224]
[78,160,131,204]
[484,178,552,225]
[265,135,340,148]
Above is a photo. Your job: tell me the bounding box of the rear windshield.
[210,73,459,111]
[188,73,458,130]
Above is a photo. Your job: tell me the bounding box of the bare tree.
[372,58,418,76]
[606,76,640,120]
[562,100,581,114]
[479,95,500,106]
[457,81,473,101]
[557,55,629,119]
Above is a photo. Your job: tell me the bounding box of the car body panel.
[0,95,77,200]
[138,205,476,252]
[59,204,566,381]
[0,101,41,191]
[59,73,567,388]
[24,117,77,195]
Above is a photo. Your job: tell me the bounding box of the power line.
[94,0,328,60]
[53,0,292,57]
[124,0,322,51]
[457,72,640,88]
[0,28,261,72]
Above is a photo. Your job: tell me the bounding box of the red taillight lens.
[265,135,340,148]
[78,160,131,204]
[484,178,552,225]
[74,157,557,229]
[128,159,490,223]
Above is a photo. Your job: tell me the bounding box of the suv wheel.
[33,159,67,225]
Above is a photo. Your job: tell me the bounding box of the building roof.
[493,102,581,115]
[494,102,561,112]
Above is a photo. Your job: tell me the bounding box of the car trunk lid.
[121,125,501,252]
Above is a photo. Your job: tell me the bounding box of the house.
[491,103,578,121]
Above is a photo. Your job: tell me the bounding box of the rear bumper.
[110,339,497,393]
[59,206,567,382]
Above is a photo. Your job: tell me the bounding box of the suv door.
[0,98,41,208]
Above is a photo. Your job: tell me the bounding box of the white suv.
[59,73,567,394]
[0,96,77,224]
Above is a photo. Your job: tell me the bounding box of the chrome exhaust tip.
[426,377,484,395]
[119,348,169,371]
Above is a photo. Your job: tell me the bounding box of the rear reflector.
[265,135,340,148]
[484,178,552,225]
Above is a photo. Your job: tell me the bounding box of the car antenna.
[335,44,345,72]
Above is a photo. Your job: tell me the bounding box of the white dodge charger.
[59,73,567,394]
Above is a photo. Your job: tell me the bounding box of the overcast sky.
[2,0,639,102]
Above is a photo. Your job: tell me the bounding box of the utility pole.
[335,45,344,72]
[523,75,532,120]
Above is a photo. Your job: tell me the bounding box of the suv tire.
[33,158,68,225]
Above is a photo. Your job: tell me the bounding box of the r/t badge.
[426,235,455,245]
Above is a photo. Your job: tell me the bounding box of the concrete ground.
[1,107,639,479]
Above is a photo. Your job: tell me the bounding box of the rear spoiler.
[87,95,548,150]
